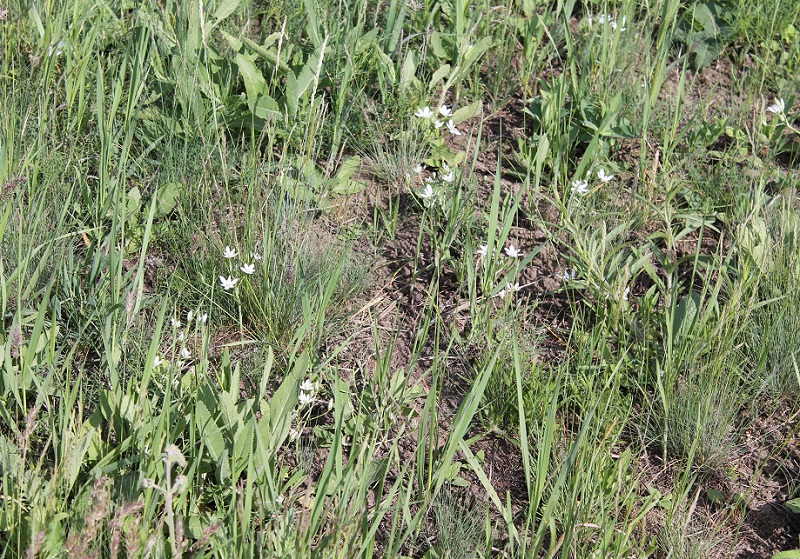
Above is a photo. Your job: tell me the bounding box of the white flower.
[563,268,577,282]
[767,98,785,114]
[434,119,444,129]
[598,13,608,23]
[199,313,208,324]
[153,355,165,368]
[438,104,453,117]
[220,275,239,290]
[299,391,315,406]
[597,169,614,183]
[251,251,263,261]
[240,263,255,275]
[223,246,238,259]
[186,311,193,323]
[419,183,436,201]
[275,495,285,505]
[442,161,451,172]
[504,244,522,258]
[494,288,507,299]
[327,399,334,411]
[446,119,461,136]
[177,332,185,342]
[622,286,630,301]
[442,170,455,183]
[300,379,314,392]
[477,244,488,258]
[415,106,434,118]
[571,179,589,194]
[170,318,181,328]
[413,164,424,174]
[181,348,191,359]
[289,428,300,441]
[506,282,521,293]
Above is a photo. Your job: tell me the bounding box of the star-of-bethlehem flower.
[622,286,630,301]
[442,170,455,183]
[504,244,522,258]
[170,318,181,328]
[199,313,208,324]
[446,119,461,136]
[223,246,238,259]
[220,275,239,290]
[434,119,444,129]
[181,348,191,359]
[299,391,315,406]
[240,263,255,275]
[767,98,785,114]
[419,183,436,200]
[300,379,314,392]
[563,268,578,282]
[477,244,488,258]
[415,106,434,118]
[439,104,453,117]
[571,179,589,194]
[153,355,165,368]
[413,164,424,174]
[597,169,614,183]
[251,251,263,261]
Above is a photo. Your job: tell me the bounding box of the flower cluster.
[571,168,615,196]
[414,104,462,136]
[589,13,627,31]
[414,161,458,207]
[298,378,317,407]
[152,309,208,369]
[494,282,522,300]
[219,245,258,291]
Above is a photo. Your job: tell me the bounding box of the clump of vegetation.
[1,0,800,557]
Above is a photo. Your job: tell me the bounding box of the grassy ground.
[1,0,800,557]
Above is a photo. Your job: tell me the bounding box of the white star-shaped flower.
[240,263,255,275]
[571,179,589,194]
[251,251,263,261]
[413,164,424,174]
[477,244,488,257]
[153,355,165,368]
[622,286,630,301]
[419,183,436,200]
[767,98,785,114]
[181,348,191,359]
[220,275,239,290]
[170,318,181,328]
[442,170,455,183]
[597,169,614,183]
[223,246,238,259]
[506,282,521,293]
[446,119,461,136]
[300,379,314,392]
[438,104,453,117]
[494,288,507,299]
[504,244,522,258]
[299,392,315,406]
[434,119,444,129]
[199,313,208,324]
[415,106,434,118]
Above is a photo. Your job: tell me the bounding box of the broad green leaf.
[400,51,417,91]
[234,53,266,105]
[785,498,800,514]
[451,100,482,124]
[155,182,180,217]
[212,0,241,26]
[430,64,451,87]
[269,352,308,454]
